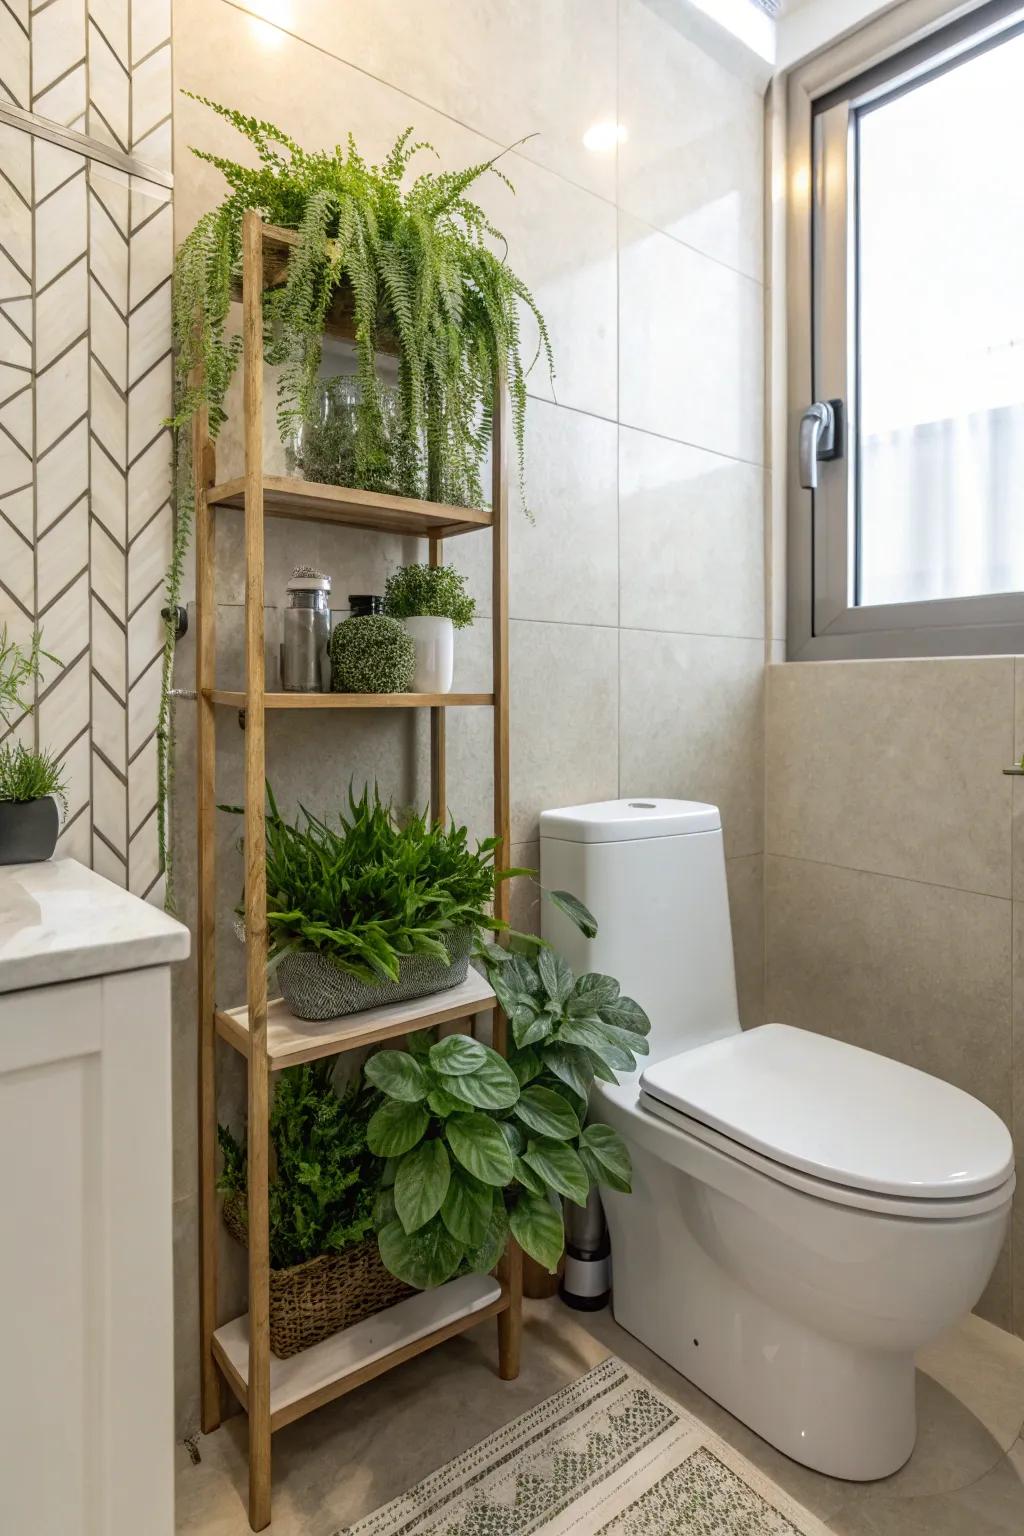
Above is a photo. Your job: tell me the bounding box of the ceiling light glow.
[582,120,627,153]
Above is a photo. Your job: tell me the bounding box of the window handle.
[798,399,843,490]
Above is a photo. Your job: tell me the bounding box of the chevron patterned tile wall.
[0,0,172,900]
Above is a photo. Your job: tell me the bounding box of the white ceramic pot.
[404,615,454,693]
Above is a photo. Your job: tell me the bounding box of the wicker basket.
[223,1195,414,1358]
[276,925,473,1022]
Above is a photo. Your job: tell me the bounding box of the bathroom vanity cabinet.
[0,858,189,1536]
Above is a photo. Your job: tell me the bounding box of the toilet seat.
[639,1022,1014,1213]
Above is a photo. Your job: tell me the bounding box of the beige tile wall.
[168,0,769,1433]
[765,656,1023,1335]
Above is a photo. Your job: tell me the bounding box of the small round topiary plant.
[330,616,415,694]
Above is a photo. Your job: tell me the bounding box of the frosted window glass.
[856,31,1024,607]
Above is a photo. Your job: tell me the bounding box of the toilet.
[539,798,1015,1482]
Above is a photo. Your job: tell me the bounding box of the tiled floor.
[176,1300,1024,1534]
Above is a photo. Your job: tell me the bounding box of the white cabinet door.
[0,967,174,1536]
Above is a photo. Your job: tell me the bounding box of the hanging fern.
[161,99,554,902]
[170,95,554,508]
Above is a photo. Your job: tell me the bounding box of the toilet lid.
[639,1024,1014,1199]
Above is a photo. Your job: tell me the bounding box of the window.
[787,0,1024,658]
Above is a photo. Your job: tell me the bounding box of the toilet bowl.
[540,799,1015,1482]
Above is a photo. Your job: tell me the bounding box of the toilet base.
[603,1154,918,1481]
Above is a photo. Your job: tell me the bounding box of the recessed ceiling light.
[582,121,628,153]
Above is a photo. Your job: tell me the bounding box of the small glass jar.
[348,594,384,618]
[281,568,332,692]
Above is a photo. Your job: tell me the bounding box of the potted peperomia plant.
[364,889,642,1285]
[382,562,476,693]
[0,625,66,864]
[226,784,526,1021]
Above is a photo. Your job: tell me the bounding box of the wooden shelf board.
[215,967,497,1068]
[207,474,490,539]
[205,689,493,710]
[213,1274,507,1431]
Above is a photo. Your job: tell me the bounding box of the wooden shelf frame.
[205,689,494,710]
[195,212,519,1533]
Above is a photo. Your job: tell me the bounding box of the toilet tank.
[539,799,741,1066]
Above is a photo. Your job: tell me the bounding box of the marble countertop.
[0,857,190,993]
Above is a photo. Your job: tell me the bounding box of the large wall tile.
[223,0,618,201]
[618,0,763,281]
[766,856,1012,1122]
[619,629,764,858]
[509,619,618,843]
[1011,656,1024,900]
[619,212,763,461]
[767,658,1013,898]
[619,425,764,638]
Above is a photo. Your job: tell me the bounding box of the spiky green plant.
[0,742,67,818]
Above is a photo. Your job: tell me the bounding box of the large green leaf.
[514,1085,580,1140]
[538,948,573,1007]
[598,995,651,1037]
[559,1019,635,1072]
[394,1138,451,1233]
[547,889,597,939]
[497,1118,526,1157]
[522,1138,590,1206]
[367,1098,429,1157]
[465,1200,510,1273]
[378,1216,464,1290]
[513,1156,545,1196]
[591,1019,649,1058]
[568,973,619,1015]
[578,1123,633,1194]
[510,1046,543,1086]
[446,1112,515,1186]
[364,1049,429,1102]
[427,1083,465,1117]
[509,1192,564,1271]
[429,1034,487,1076]
[512,1004,554,1049]
[542,1042,595,1100]
[372,1185,397,1230]
[440,1164,493,1247]
[505,953,543,995]
[437,1049,520,1110]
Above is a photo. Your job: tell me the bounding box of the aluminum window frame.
[786,0,1024,660]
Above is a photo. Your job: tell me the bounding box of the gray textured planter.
[0,796,59,864]
[277,926,473,1021]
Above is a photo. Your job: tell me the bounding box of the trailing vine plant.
[160,95,555,904]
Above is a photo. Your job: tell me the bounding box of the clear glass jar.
[285,376,418,495]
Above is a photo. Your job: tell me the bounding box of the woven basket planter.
[276,925,473,1021]
[223,1194,414,1359]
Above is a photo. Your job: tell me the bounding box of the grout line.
[526,389,768,470]
[767,848,1014,909]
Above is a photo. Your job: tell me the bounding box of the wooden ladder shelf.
[195,210,520,1532]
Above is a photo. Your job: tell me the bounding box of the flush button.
[628,801,656,809]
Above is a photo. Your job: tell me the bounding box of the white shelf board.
[216,967,496,1067]
[215,1273,503,1425]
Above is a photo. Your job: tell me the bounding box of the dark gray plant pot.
[0,796,59,864]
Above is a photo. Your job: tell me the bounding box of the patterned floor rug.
[339,1355,831,1536]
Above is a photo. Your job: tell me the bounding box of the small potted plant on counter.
[0,625,66,863]
[383,562,476,694]
[0,742,67,864]
[364,888,641,1285]
[228,784,524,1022]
